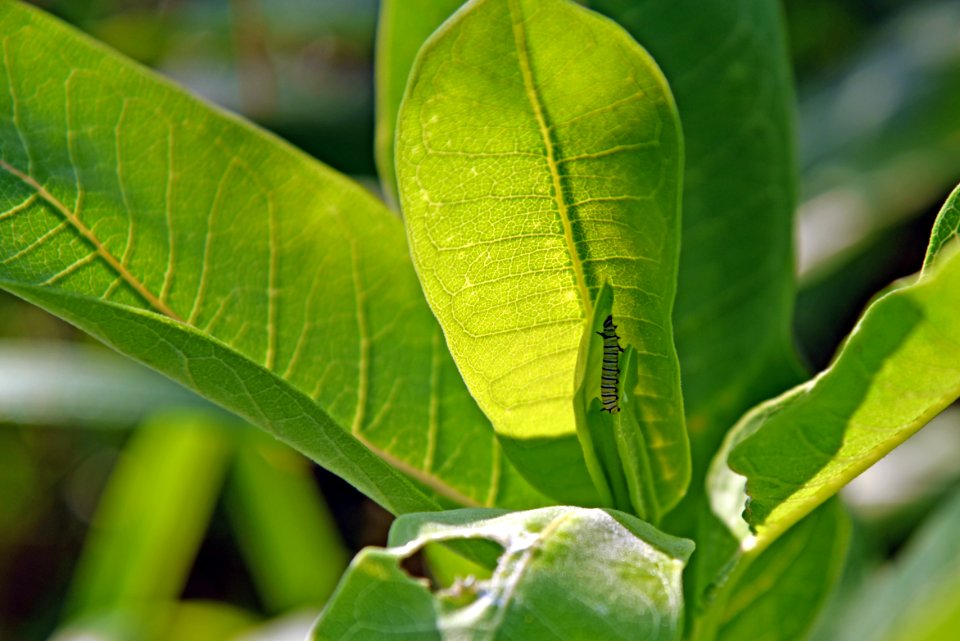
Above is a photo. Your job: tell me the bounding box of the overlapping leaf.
[689,187,960,639]
[397,0,687,506]
[0,1,545,513]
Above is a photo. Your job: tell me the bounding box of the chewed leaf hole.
[398,547,439,591]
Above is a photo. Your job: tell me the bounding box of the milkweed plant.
[2,0,959,639]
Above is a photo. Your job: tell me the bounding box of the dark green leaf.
[714,500,851,641]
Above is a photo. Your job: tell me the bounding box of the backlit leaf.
[397,0,686,506]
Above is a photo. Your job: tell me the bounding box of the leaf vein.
[0,159,181,320]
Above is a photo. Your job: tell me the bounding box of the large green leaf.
[375,0,464,204]
[312,506,693,641]
[685,486,851,641]
[588,0,803,469]
[0,1,545,513]
[710,238,960,552]
[397,0,687,506]
[691,190,960,637]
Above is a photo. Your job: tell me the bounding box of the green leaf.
[684,499,850,641]
[588,0,803,468]
[312,506,693,641]
[711,237,960,552]
[226,428,349,613]
[693,189,960,635]
[924,182,960,273]
[397,0,686,505]
[65,411,232,620]
[375,0,464,204]
[712,500,851,641]
[0,1,545,513]
[582,355,666,521]
[822,488,960,641]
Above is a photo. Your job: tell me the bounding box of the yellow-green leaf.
[397,0,686,505]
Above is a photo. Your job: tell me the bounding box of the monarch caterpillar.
[596,314,624,414]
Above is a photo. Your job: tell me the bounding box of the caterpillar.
[596,314,624,414]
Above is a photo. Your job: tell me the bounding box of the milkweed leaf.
[312,507,692,641]
[397,0,687,506]
[0,1,545,514]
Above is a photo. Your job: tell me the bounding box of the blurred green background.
[2,0,960,639]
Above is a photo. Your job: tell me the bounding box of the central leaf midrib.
[0,158,183,322]
[508,0,592,319]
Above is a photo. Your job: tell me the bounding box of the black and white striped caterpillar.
[596,314,624,414]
